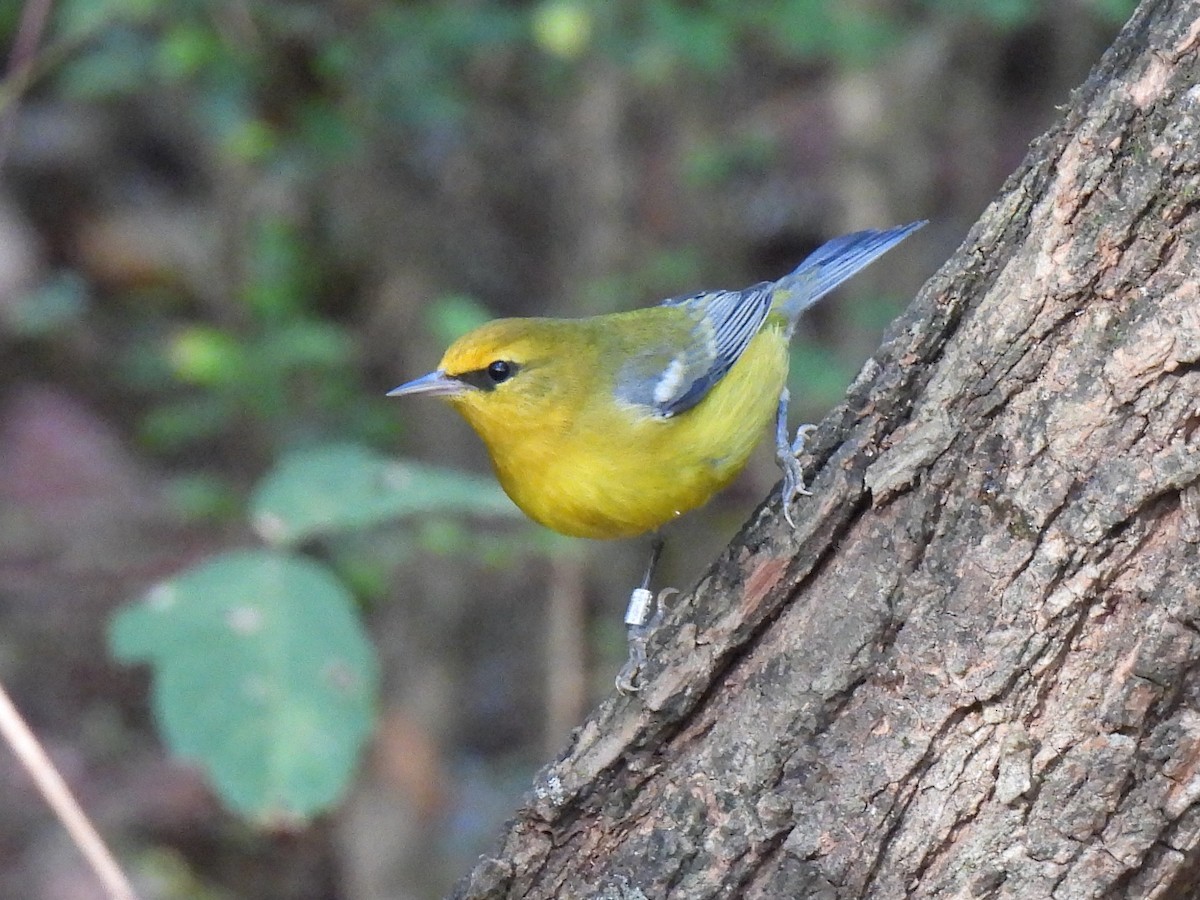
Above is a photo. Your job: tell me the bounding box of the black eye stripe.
[454,360,520,391]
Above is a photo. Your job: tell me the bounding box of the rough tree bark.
[454,1,1200,896]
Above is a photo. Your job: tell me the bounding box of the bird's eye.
[487,360,514,383]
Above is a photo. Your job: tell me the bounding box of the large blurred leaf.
[110,550,378,822]
[251,442,521,546]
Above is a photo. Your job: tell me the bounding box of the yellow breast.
[450,323,789,539]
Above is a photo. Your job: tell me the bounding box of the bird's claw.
[791,422,818,457]
[615,588,679,694]
[614,641,647,694]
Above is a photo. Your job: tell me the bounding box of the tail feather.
[774,220,926,325]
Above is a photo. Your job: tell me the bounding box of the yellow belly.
[487,327,789,539]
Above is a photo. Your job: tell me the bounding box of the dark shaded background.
[0,1,1132,897]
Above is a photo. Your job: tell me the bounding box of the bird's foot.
[777,421,817,529]
[774,387,819,528]
[615,588,678,694]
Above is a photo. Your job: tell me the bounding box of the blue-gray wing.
[614,282,773,418]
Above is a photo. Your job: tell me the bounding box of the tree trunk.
[454,1,1200,896]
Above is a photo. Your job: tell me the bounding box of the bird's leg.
[615,535,666,694]
[775,387,817,529]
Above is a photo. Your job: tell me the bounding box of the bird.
[390,220,924,690]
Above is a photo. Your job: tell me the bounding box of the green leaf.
[156,21,222,81]
[167,325,248,387]
[258,321,354,373]
[250,442,521,546]
[532,0,593,59]
[110,550,378,822]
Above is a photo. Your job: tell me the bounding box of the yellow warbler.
[391,221,924,688]
[391,222,922,537]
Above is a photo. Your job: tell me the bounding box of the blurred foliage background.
[0,0,1134,897]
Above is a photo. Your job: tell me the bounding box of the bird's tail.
[773,220,926,326]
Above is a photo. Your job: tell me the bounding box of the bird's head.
[389,317,588,438]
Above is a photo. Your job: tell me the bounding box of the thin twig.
[0,681,139,900]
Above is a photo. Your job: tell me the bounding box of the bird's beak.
[387,370,466,399]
